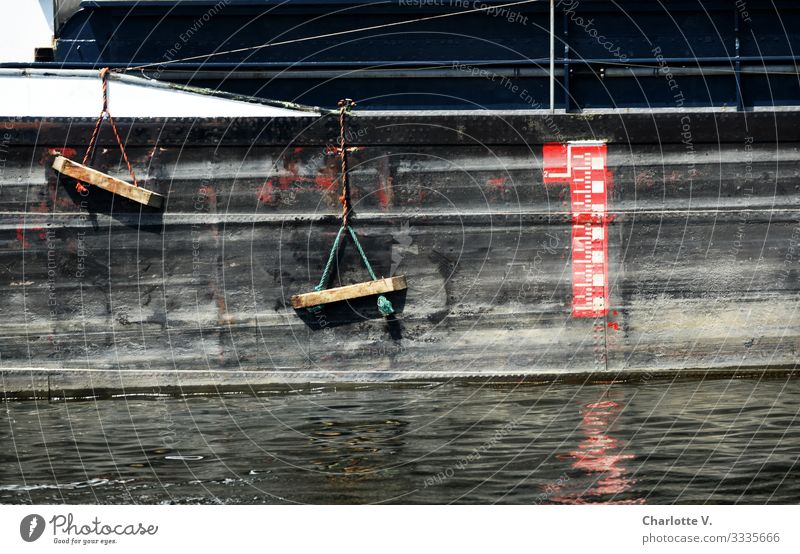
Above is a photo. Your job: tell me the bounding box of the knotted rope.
[309,99,395,317]
[76,67,139,194]
[338,98,353,228]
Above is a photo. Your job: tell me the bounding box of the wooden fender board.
[291,275,407,309]
[52,156,164,208]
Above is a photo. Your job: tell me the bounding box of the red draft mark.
[543,142,610,318]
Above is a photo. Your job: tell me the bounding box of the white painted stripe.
[0,72,310,118]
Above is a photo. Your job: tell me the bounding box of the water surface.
[1,378,798,504]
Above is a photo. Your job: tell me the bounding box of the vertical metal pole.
[550,0,555,112]
[734,3,743,111]
[563,9,570,112]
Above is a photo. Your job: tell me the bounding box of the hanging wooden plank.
[291,275,407,309]
[52,156,164,208]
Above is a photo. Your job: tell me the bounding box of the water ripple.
[1,378,798,504]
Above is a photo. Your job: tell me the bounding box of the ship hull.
[1,111,798,397]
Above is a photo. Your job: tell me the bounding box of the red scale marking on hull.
[543,143,610,318]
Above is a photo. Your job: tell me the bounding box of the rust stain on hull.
[0,112,798,393]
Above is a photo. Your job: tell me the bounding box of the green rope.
[306,98,394,317]
[347,226,394,316]
[308,224,394,316]
[314,225,347,291]
[375,295,395,317]
[308,225,346,313]
[347,225,377,280]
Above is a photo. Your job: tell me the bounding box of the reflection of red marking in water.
[543,142,610,318]
[549,397,643,504]
[586,400,618,409]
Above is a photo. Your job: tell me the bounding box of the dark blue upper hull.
[37,0,800,110]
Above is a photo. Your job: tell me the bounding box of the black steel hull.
[1,110,798,396]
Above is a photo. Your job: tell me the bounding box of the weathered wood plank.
[52,156,164,208]
[291,276,407,309]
